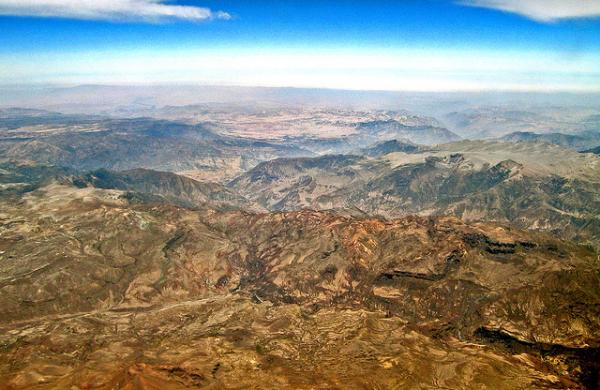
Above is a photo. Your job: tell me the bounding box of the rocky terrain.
[0,179,599,389]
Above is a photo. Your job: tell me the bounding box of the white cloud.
[460,0,600,22]
[0,0,230,22]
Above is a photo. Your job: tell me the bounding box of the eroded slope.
[0,183,598,389]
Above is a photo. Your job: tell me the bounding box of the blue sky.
[1,0,600,91]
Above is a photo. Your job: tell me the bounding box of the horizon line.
[2,82,600,95]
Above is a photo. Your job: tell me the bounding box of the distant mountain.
[355,120,460,145]
[84,168,254,211]
[231,141,600,248]
[276,120,453,156]
[0,117,312,181]
[444,107,600,139]
[229,154,386,211]
[500,131,600,151]
[444,108,544,139]
[0,161,76,196]
[0,161,255,212]
[0,107,105,129]
[583,145,600,155]
[360,139,421,157]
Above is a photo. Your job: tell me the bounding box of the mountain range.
[1,100,600,389]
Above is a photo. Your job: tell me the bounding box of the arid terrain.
[1,179,599,389]
[1,90,600,389]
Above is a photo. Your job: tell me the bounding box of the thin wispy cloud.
[0,0,231,22]
[460,0,600,22]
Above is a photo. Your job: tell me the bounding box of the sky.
[1,0,600,91]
